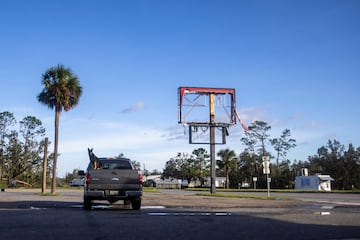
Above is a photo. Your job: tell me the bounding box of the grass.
[186,188,360,194]
[39,192,63,196]
[143,187,160,193]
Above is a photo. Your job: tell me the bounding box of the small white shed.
[295,174,334,191]
[203,177,226,188]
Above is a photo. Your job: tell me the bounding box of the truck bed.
[86,169,141,190]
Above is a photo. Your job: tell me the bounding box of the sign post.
[262,156,270,197]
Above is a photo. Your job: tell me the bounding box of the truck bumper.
[85,190,105,198]
[125,190,142,197]
[85,190,142,200]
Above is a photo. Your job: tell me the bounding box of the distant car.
[143,179,156,187]
[70,178,84,187]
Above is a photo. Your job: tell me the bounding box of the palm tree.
[217,148,237,189]
[37,64,82,194]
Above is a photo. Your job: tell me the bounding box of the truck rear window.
[99,160,133,170]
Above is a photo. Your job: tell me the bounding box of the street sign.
[262,158,270,175]
[262,156,271,197]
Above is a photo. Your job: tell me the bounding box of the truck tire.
[131,198,141,210]
[84,196,92,210]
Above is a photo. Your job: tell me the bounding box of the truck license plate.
[110,191,118,196]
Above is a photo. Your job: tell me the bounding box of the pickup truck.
[82,149,143,210]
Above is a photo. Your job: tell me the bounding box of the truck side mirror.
[78,170,85,176]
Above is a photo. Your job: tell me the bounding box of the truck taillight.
[138,171,143,184]
[85,173,91,185]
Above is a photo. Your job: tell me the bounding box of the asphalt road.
[220,190,360,206]
[0,189,359,240]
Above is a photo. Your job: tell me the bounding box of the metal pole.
[42,137,48,193]
[210,126,216,194]
[209,93,216,194]
[267,173,270,197]
[262,156,270,197]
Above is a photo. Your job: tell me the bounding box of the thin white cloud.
[163,125,188,141]
[289,112,305,120]
[236,106,266,124]
[120,101,145,114]
[60,122,164,154]
[269,119,281,127]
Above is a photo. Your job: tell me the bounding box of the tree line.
[0,111,50,188]
[163,121,360,190]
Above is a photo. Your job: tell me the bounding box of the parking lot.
[0,189,359,240]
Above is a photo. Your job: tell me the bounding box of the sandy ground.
[142,192,313,212]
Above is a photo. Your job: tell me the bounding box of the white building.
[202,177,226,188]
[295,174,334,191]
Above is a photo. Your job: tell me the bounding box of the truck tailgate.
[87,169,141,190]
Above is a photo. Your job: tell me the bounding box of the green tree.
[162,152,188,180]
[241,121,271,156]
[0,111,16,178]
[238,151,260,188]
[277,140,360,190]
[345,145,360,189]
[308,140,343,176]
[0,115,47,186]
[37,64,82,194]
[270,160,293,189]
[4,130,23,182]
[191,148,210,185]
[162,158,179,179]
[19,116,46,186]
[162,149,210,185]
[240,121,271,189]
[270,129,296,167]
[217,148,237,189]
[306,139,360,190]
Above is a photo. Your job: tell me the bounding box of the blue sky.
[1,0,359,177]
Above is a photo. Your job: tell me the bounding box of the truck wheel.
[84,197,92,210]
[131,199,141,210]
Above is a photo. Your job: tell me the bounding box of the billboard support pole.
[210,93,216,194]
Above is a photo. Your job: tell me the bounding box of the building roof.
[318,175,334,181]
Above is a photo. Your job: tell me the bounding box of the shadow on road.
[0,200,360,240]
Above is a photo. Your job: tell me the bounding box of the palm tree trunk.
[51,109,60,194]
